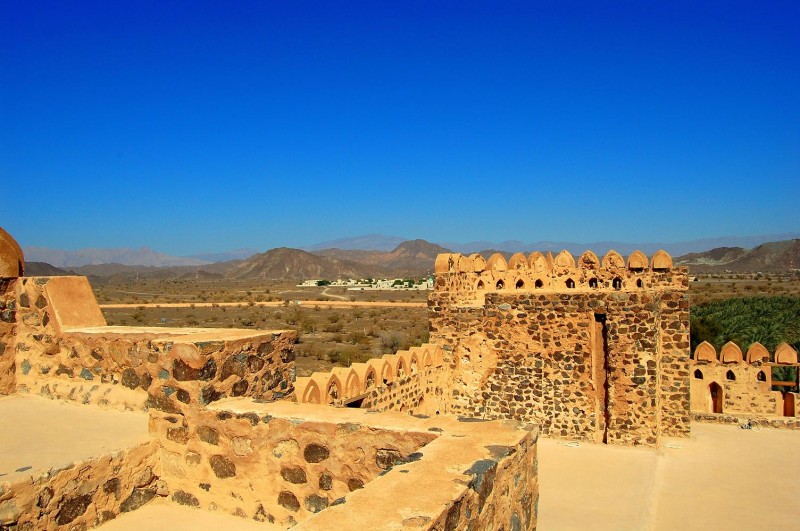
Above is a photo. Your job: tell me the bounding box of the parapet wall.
[150,399,437,527]
[430,249,690,446]
[8,276,297,413]
[294,344,450,415]
[691,341,798,420]
[434,249,684,305]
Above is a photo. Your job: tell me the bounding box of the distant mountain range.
[20,232,800,280]
[24,246,210,268]
[304,234,407,252]
[675,239,800,272]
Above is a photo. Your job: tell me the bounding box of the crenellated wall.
[433,249,682,304]
[430,249,690,446]
[294,344,450,415]
[690,341,798,422]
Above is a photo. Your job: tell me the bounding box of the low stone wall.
[10,276,297,412]
[150,399,437,527]
[0,441,160,530]
[293,403,539,531]
[692,409,800,429]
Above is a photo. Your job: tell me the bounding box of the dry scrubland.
[97,273,800,376]
[98,280,428,376]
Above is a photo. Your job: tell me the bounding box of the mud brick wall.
[691,364,780,416]
[11,277,297,411]
[149,404,435,527]
[0,441,160,530]
[0,279,17,395]
[430,287,690,446]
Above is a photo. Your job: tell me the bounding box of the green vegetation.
[691,296,800,391]
[690,296,800,352]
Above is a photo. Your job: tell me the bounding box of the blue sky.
[2,1,798,255]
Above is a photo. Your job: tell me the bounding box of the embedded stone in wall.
[209,455,236,478]
[278,491,300,512]
[281,466,307,484]
[304,443,330,463]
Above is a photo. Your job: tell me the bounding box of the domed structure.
[0,227,24,278]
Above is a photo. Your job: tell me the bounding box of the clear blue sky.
[2,1,798,255]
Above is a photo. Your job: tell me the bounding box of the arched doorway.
[709,382,723,413]
[785,393,796,417]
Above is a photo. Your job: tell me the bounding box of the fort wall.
[7,276,296,412]
[430,249,690,446]
[294,344,450,415]
[0,279,17,395]
[690,340,798,422]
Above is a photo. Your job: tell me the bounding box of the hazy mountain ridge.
[22,234,800,281]
[313,239,449,274]
[24,246,210,268]
[229,248,383,280]
[304,234,407,252]
[675,239,800,272]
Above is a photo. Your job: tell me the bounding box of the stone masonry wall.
[11,277,297,412]
[0,441,161,530]
[359,366,449,415]
[0,279,16,395]
[294,344,451,416]
[429,249,690,446]
[149,402,435,527]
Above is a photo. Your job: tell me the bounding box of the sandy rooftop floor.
[0,395,149,485]
[538,422,800,530]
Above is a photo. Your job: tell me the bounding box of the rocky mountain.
[24,262,71,276]
[675,239,800,272]
[314,239,449,274]
[228,248,381,280]
[186,248,259,263]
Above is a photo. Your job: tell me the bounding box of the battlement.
[294,343,445,409]
[692,341,798,366]
[433,249,686,301]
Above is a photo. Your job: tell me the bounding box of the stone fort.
[0,226,798,530]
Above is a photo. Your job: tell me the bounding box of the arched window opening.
[476,280,485,290]
[496,279,505,290]
[612,278,622,290]
[365,371,375,389]
[726,370,736,381]
[694,369,703,379]
[535,279,544,289]
[636,279,643,288]
[588,278,598,289]
[565,278,575,289]
[757,371,766,382]
[515,279,525,289]
[327,382,339,402]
